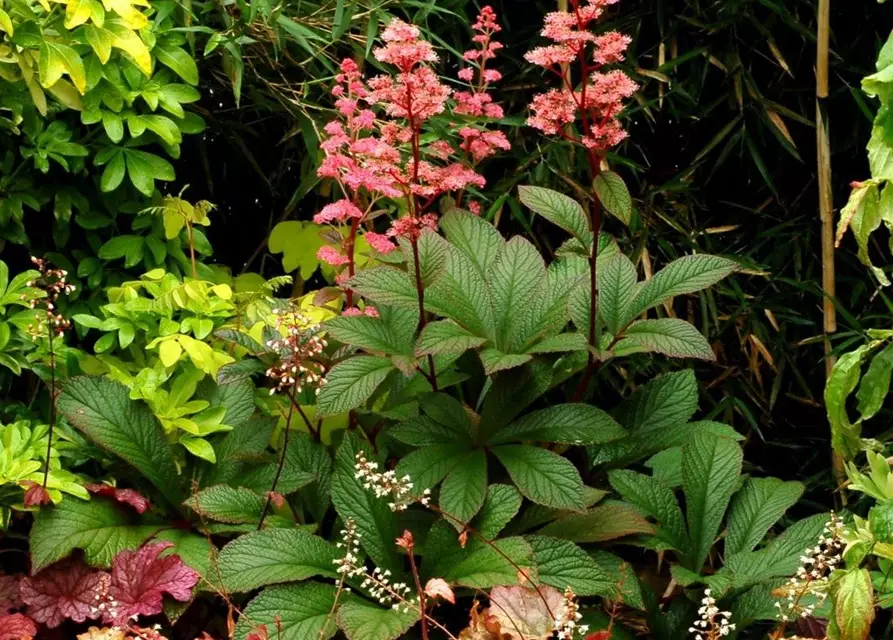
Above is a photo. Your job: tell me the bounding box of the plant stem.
[410,238,438,391]
[574,151,602,401]
[346,217,361,308]
[406,541,429,640]
[42,329,56,489]
[258,384,297,529]
[186,222,198,279]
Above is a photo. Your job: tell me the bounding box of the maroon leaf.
[0,613,38,640]
[21,481,51,507]
[105,542,199,625]
[245,625,269,640]
[20,558,109,628]
[85,484,151,514]
[0,574,22,613]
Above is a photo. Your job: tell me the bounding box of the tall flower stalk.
[312,9,508,391]
[524,0,636,398]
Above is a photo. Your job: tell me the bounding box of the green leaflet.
[681,433,743,571]
[725,477,804,556]
[441,536,534,588]
[831,569,875,640]
[614,318,715,360]
[474,484,523,539]
[492,444,585,510]
[349,267,419,310]
[337,600,419,640]
[518,185,590,241]
[403,228,448,288]
[218,529,339,592]
[598,253,637,334]
[628,254,738,318]
[440,208,505,275]
[331,433,399,573]
[527,536,614,596]
[594,171,633,225]
[857,341,893,421]
[326,307,417,356]
[395,443,472,492]
[440,449,488,527]
[536,503,654,542]
[30,498,159,572]
[56,376,182,506]
[425,239,496,339]
[233,583,339,640]
[608,469,688,551]
[826,345,871,460]
[415,320,488,357]
[490,403,627,446]
[614,370,699,432]
[487,236,546,349]
[316,356,395,417]
[184,485,293,528]
[479,348,532,375]
[511,256,586,353]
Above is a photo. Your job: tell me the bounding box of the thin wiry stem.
[258,384,297,529]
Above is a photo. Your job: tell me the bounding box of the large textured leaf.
[326,308,417,356]
[218,529,339,592]
[629,255,737,318]
[184,485,290,526]
[30,499,158,572]
[395,443,472,492]
[682,433,744,571]
[615,319,715,360]
[440,450,488,527]
[826,345,871,460]
[442,537,534,588]
[613,370,699,432]
[331,434,399,573]
[598,253,637,334]
[440,209,504,276]
[594,171,633,225]
[57,376,181,505]
[857,341,893,421]
[233,583,338,640]
[608,470,688,551]
[492,445,584,510]
[725,478,804,556]
[349,267,419,309]
[487,237,546,349]
[518,186,589,241]
[316,356,395,416]
[479,348,532,375]
[415,320,488,357]
[490,404,626,446]
[511,257,586,352]
[528,536,614,596]
[426,242,495,338]
[536,503,654,542]
[475,484,523,539]
[406,229,448,288]
[337,600,419,640]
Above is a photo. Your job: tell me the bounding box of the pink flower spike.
[105,542,200,626]
[593,32,632,64]
[317,246,350,267]
[313,199,364,225]
[363,306,380,318]
[364,232,398,254]
[341,307,363,317]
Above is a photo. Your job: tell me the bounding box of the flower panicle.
[354,452,431,512]
[265,306,328,395]
[24,256,76,338]
[689,589,735,640]
[554,587,589,639]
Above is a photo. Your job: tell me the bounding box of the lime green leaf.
[155,45,199,84]
[39,42,86,94]
[233,583,338,640]
[608,469,688,550]
[65,0,94,28]
[599,254,637,334]
[268,220,325,278]
[337,601,418,640]
[180,436,216,462]
[682,433,744,571]
[528,536,614,596]
[99,150,125,192]
[594,171,633,225]
[725,478,804,556]
[124,149,174,196]
[30,498,158,572]
[316,356,395,417]
[440,450,488,527]
[491,404,626,446]
[415,320,488,357]
[629,255,737,318]
[492,445,584,510]
[615,319,715,360]
[0,9,13,35]
[831,569,875,640]
[218,529,339,592]
[826,346,871,461]
[518,185,589,241]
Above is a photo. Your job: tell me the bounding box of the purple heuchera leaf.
[0,613,38,640]
[104,542,199,625]
[85,484,151,514]
[20,558,109,628]
[0,574,22,613]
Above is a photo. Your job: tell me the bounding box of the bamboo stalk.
[816,0,845,502]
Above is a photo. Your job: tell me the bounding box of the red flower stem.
[258,384,297,529]
[345,217,361,308]
[406,541,429,640]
